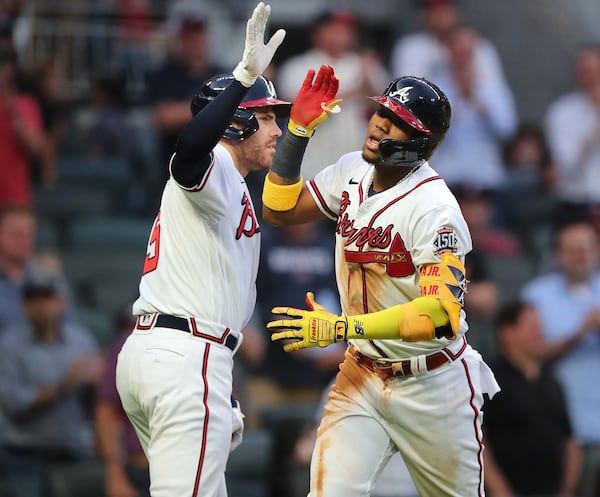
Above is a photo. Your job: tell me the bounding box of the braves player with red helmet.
[262,75,501,496]
[115,4,295,497]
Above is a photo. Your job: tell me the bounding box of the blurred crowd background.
[0,0,600,496]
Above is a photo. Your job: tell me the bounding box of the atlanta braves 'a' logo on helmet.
[387,86,414,104]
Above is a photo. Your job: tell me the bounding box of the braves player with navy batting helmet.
[261,72,500,497]
[115,4,302,497]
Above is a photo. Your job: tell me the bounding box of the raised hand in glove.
[268,292,454,352]
[233,2,286,88]
[288,65,343,137]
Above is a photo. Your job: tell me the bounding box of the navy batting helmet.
[191,74,292,141]
[368,76,451,166]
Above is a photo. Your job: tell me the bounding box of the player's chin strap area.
[379,138,428,167]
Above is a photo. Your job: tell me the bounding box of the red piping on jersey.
[309,179,338,219]
[343,175,442,253]
[187,159,215,192]
[190,319,232,345]
[461,357,485,497]
[369,175,442,226]
[192,344,211,497]
[361,266,369,313]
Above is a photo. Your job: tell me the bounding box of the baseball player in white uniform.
[115,4,293,496]
[261,75,500,496]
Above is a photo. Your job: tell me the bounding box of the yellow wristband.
[262,174,303,211]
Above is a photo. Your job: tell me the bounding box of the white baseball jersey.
[305,152,500,497]
[133,143,261,334]
[118,144,261,497]
[307,151,472,359]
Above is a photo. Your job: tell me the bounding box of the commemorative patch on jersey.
[433,226,458,255]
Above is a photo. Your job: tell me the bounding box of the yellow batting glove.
[268,293,456,351]
[288,65,342,137]
[268,292,348,351]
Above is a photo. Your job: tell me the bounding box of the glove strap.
[232,62,257,88]
[288,119,315,137]
[334,319,348,342]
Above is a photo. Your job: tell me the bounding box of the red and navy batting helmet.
[191,74,291,141]
[368,76,451,166]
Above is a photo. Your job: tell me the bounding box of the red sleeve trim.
[308,179,338,219]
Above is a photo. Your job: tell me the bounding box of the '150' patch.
[433,226,457,255]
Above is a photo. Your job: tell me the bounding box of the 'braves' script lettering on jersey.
[338,191,416,277]
[336,192,392,249]
[236,192,260,240]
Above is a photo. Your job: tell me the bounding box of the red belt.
[349,338,467,380]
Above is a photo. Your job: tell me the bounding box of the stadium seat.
[44,459,106,497]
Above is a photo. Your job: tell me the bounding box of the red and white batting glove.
[288,65,343,137]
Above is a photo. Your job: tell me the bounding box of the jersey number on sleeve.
[143,212,161,274]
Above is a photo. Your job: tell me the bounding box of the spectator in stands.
[275,8,389,178]
[390,0,506,86]
[20,58,70,190]
[544,43,600,226]
[0,205,75,332]
[71,73,156,216]
[0,48,46,208]
[95,309,150,497]
[463,246,499,321]
[114,0,155,102]
[483,300,582,497]
[521,219,600,496]
[429,24,518,191]
[77,75,131,158]
[462,245,500,362]
[0,272,104,497]
[0,204,36,331]
[144,1,225,198]
[455,185,522,258]
[454,185,520,360]
[502,123,555,194]
[250,222,344,409]
[497,122,558,257]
